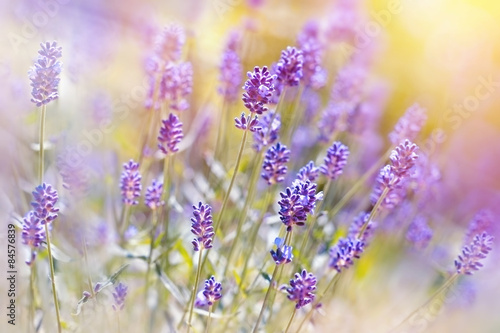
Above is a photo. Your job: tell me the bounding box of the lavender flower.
[31,183,59,225]
[297,22,326,89]
[112,282,128,311]
[389,140,419,180]
[252,112,281,152]
[455,232,494,275]
[275,46,303,87]
[296,161,319,182]
[218,49,242,102]
[154,24,185,62]
[320,141,349,180]
[191,202,214,251]
[120,159,142,206]
[406,216,433,250]
[234,112,260,132]
[464,210,494,245]
[330,63,366,104]
[347,212,376,244]
[370,165,403,210]
[56,148,88,195]
[242,66,276,114]
[329,237,365,272]
[278,180,323,231]
[317,103,342,142]
[28,41,62,106]
[195,276,222,307]
[158,113,183,155]
[284,269,317,309]
[388,103,427,146]
[261,142,290,185]
[21,211,46,265]
[270,237,293,265]
[159,61,193,111]
[144,179,164,210]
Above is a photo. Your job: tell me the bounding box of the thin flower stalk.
[284,307,297,333]
[187,249,204,332]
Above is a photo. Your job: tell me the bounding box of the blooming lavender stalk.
[154,24,186,62]
[144,179,164,210]
[320,141,349,180]
[270,237,293,265]
[253,112,281,152]
[296,161,319,182]
[120,159,142,206]
[261,142,291,185]
[158,113,184,155]
[455,232,494,275]
[283,269,318,333]
[112,282,128,311]
[159,61,193,111]
[22,211,46,265]
[329,238,365,272]
[242,66,276,114]
[275,46,303,88]
[195,276,222,333]
[234,112,260,132]
[463,210,494,245]
[218,48,242,102]
[29,41,62,107]
[388,103,427,145]
[297,22,326,89]
[406,216,433,250]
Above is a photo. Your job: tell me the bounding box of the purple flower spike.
[389,103,427,145]
[370,165,403,211]
[191,202,214,251]
[406,216,433,250]
[261,142,290,185]
[320,141,349,181]
[390,140,419,180]
[464,210,494,245]
[234,112,260,132]
[196,276,222,307]
[218,49,242,102]
[329,237,365,273]
[242,66,276,114]
[253,112,281,152]
[159,61,193,111]
[158,113,183,155]
[275,46,303,87]
[278,180,323,231]
[285,269,317,309]
[120,159,142,206]
[297,22,326,89]
[296,161,320,182]
[154,24,186,62]
[31,183,59,225]
[22,211,46,266]
[29,41,62,106]
[348,212,377,244]
[270,237,293,265]
[455,232,494,275]
[112,282,128,311]
[144,179,164,210]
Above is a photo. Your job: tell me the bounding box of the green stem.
[161,155,171,257]
[284,307,297,333]
[145,210,159,298]
[119,205,131,242]
[283,84,304,145]
[205,305,213,333]
[44,222,62,333]
[38,105,46,183]
[213,99,227,164]
[252,264,279,333]
[187,250,204,332]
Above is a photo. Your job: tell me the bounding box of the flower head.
[195,276,222,307]
[120,159,142,206]
[144,179,164,210]
[158,113,183,155]
[31,183,59,225]
[278,180,323,231]
[296,161,320,182]
[261,142,290,185]
[275,46,303,87]
[320,141,349,180]
[253,112,281,152]
[159,61,193,111]
[270,237,293,265]
[455,232,494,275]
[464,210,494,246]
[234,113,260,132]
[21,211,46,266]
[329,237,365,272]
[56,148,89,196]
[297,22,326,89]
[389,103,427,145]
[218,49,242,102]
[28,41,62,106]
[191,202,214,251]
[112,282,128,311]
[390,140,419,180]
[347,212,377,244]
[285,269,317,309]
[242,66,276,114]
[406,216,433,250]
[154,24,185,62]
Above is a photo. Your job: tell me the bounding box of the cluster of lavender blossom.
[18,9,496,332]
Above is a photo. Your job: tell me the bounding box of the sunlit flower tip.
[330,64,366,103]
[120,159,142,206]
[31,183,59,225]
[21,211,46,266]
[347,212,376,243]
[390,140,419,180]
[234,112,260,132]
[320,141,349,180]
[455,232,494,275]
[270,237,293,265]
[406,216,433,250]
[112,282,128,311]
[191,202,214,251]
[464,210,494,245]
[370,165,403,210]
[218,49,242,102]
[275,46,303,87]
[261,142,290,185]
[285,269,317,309]
[253,112,281,152]
[154,24,185,62]
[297,22,326,89]
[388,103,427,145]
[159,61,193,111]
[197,276,222,307]
[296,161,319,182]
[242,66,276,114]
[329,237,365,273]
[29,41,62,107]
[144,179,164,210]
[158,113,183,155]
[317,104,341,142]
[278,180,323,231]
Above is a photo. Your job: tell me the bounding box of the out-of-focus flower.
[275,46,303,87]
[406,216,433,250]
[317,103,342,142]
[329,237,365,272]
[31,183,60,225]
[347,212,376,244]
[218,49,242,102]
[326,0,361,43]
[191,202,214,251]
[120,160,142,206]
[320,141,349,180]
[261,142,290,185]
[242,66,276,114]
[278,180,323,231]
[296,161,319,182]
[144,179,164,210]
[154,24,185,62]
[388,103,427,146]
[234,112,260,132]
[28,41,62,107]
[112,282,128,311]
[158,113,183,155]
[284,269,317,309]
[195,276,222,307]
[21,211,46,266]
[159,61,193,111]
[56,148,89,195]
[253,112,280,152]
[297,21,326,89]
[370,165,403,211]
[464,210,494,245]
[270,237,293,265]
[455,232,494,275]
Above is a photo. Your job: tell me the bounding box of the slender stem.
[358,179,392,238]
[187,250,204,332]
[213,99,227,164]
[267,231,292,313]
[44,222,62,333]
[283,84,304,146]
[29,265,36,332]
[117,312,121,333]
[252,264,279,333]
[205,305,213,333]
[161,155,171,266]
[284,307,297,333]
[82,238,94,298]
[38,105,46,183]
[145,209,159,298]
[119,205,131,242]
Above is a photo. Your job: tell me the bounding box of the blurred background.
[1,0,499,332]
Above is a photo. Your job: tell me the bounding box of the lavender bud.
[388,103,427,145]
[242,66,276,114]
[261,142,290,185]
[320,141,349,181]
[329,237,365,272]
[191,202,214,251]
[270,237,293,265]
[120,159,142,206]
[278,180,323,231]
[234,112,260,132]
[218,49,242,102]
[285,269,317,309]
[112,282,128,311]
[144,179,164,210]
[455,232,494,275]
[275,46,303,87]
[158,113,183,155]
[28,41,62,106]
[31,183,59,225]
[296,161,320,182]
